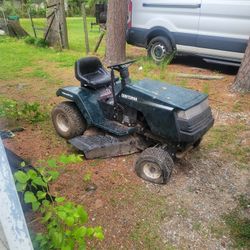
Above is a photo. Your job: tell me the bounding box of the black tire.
[147,36,173,63]
[135,147,174,184]
[51,101,87,139]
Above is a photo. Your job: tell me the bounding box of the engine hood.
[126,79,207,110]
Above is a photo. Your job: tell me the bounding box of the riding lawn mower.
[51,57,214,184]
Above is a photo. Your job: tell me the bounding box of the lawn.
[0,19,250,249]
[20,17,105,53]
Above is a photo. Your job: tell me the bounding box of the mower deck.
[69,134,148,159]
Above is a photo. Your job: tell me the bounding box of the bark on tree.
[232,38,250,92]
[105,0,128,65]
[45,0,69,49]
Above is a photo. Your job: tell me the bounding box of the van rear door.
[197,0,250,61]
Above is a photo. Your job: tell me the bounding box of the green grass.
[20,17,104,53]
[223,195,250,249]
[205,124,250,168]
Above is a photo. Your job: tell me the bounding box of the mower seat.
[75,57,112,89]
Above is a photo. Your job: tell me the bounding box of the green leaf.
[37,191,47,200]
[32,177,47,187]
[32,201,40,211]
[58,211,66,220]
[61,245,72,250]
[20,161,26,167]
[55,197,65,203]
[14,171,29,184]
[86,228,94,237]
[48,171,59,180]
[24,191,37,203]
[43,212,52,222]
[47,159,57,168]
[27,169,37,179]
[73,226,86,239]
[65,216,74,227]
[16,182,27,192]
[52,232,63,248]
[77,206,88,223]
[42,199,50,207]
[93,231,104,240]
[78,241,86,250]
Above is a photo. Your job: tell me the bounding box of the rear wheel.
[51,101,87,139]
[147,36,173,64]
[135,147,174,184]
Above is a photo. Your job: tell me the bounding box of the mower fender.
[56,87,92,125]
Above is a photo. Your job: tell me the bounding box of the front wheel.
[147,36,173,64]
[135,147,174,184]
[51,101,87,139]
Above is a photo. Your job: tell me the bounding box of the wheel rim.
[56,113,70,133]
[151,43,166,62]
[142,162,162,179]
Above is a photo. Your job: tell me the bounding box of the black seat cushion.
[75,57,112,89]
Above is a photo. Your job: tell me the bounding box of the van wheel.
[147,36,173,63]
[52,101,87,139]
[135,147,174,184]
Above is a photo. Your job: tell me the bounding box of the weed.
[14,154,104,249]
[83,172,92,182]
[202,82,210,94]
[223,195,250,249]
[192,221,202,231]
[24,36,36,44]
[0,96,48,123]
[205,124,250,166]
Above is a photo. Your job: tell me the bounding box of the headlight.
[177,99,209,120]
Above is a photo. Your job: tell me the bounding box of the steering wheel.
[107,59,136,71]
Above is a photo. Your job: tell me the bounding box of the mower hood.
[127,79,207,110]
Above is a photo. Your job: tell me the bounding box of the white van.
[126,0,250,65]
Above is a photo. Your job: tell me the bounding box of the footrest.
[69,134,146,159]
[96,119,137,136]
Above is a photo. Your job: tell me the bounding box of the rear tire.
[135,147,174,184]
[51,101,87,139]
[147,36,173,64]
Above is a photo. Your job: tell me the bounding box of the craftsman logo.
[121,94,138,102]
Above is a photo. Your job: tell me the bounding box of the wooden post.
[94,30,105,53]
[82,3,89,54]
[28,9,37,38]
[59,0,69,49]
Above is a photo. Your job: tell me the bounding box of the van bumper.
[126,28,148,48]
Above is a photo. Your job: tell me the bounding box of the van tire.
[147,36,173,63]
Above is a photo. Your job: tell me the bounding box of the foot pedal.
[69,135,147,159]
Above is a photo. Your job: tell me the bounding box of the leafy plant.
[14,154,104,250]
[24,36,36,45]
[0,96,48,123]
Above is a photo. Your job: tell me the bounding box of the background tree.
[105,0,128,65]
[232,38,250,92]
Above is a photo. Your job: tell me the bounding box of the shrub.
[34,38,48,48]
[24,36,36,45]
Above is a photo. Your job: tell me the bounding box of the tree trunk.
[45,0,69,49]
[232,38,250,92]
[105,0,128,65]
